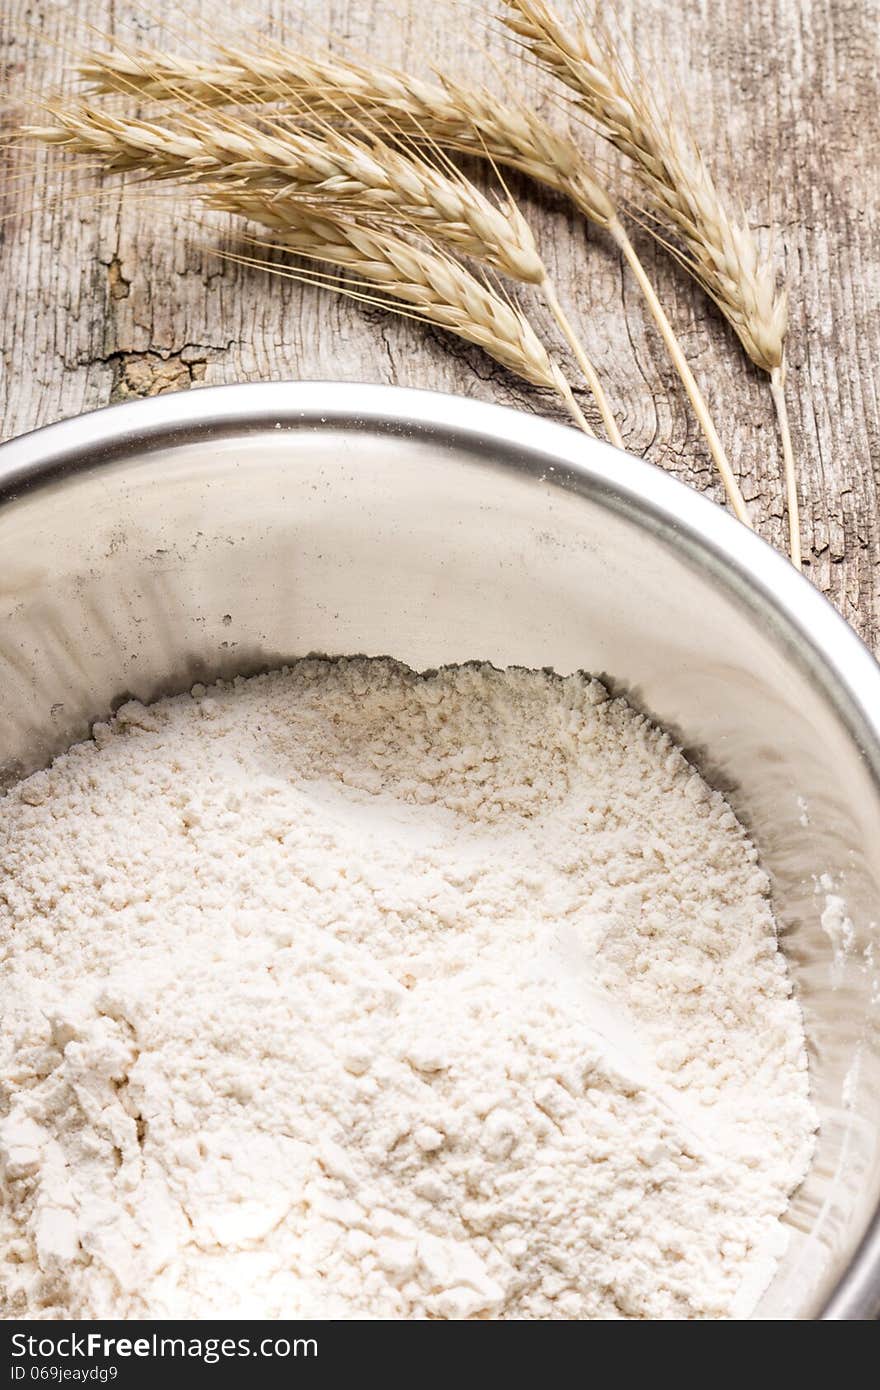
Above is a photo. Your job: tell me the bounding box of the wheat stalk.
[78,43,754,521]
[502,0,797,561]
[30,98,620,444]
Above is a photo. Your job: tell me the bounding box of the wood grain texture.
[1,0,878,646]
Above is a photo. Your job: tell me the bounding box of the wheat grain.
[502,0,796,559]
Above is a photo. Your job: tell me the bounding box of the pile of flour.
[0,659,816,1319]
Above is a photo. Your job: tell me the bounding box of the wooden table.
[2,1,878,649]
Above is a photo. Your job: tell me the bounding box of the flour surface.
[0,660,816,1319]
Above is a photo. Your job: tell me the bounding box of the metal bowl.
[0,381,877,1319]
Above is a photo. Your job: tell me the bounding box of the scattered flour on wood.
[0,660,816,1319]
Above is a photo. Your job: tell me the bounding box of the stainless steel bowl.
[0,381,878,1319]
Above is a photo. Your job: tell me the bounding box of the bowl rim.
[1,379,878,1319]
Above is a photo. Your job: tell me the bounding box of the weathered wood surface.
[1,1,878,647]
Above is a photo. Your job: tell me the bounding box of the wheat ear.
[24,118,590,431]
[31,100,619,443]
[78,44,619,227]
[502,0,798,557]
[80,43,751,499]
[245,207,593,427]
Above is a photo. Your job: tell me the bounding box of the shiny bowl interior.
[0,381,878,1319]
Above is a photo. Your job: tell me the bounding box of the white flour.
[0,660,816,1320]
